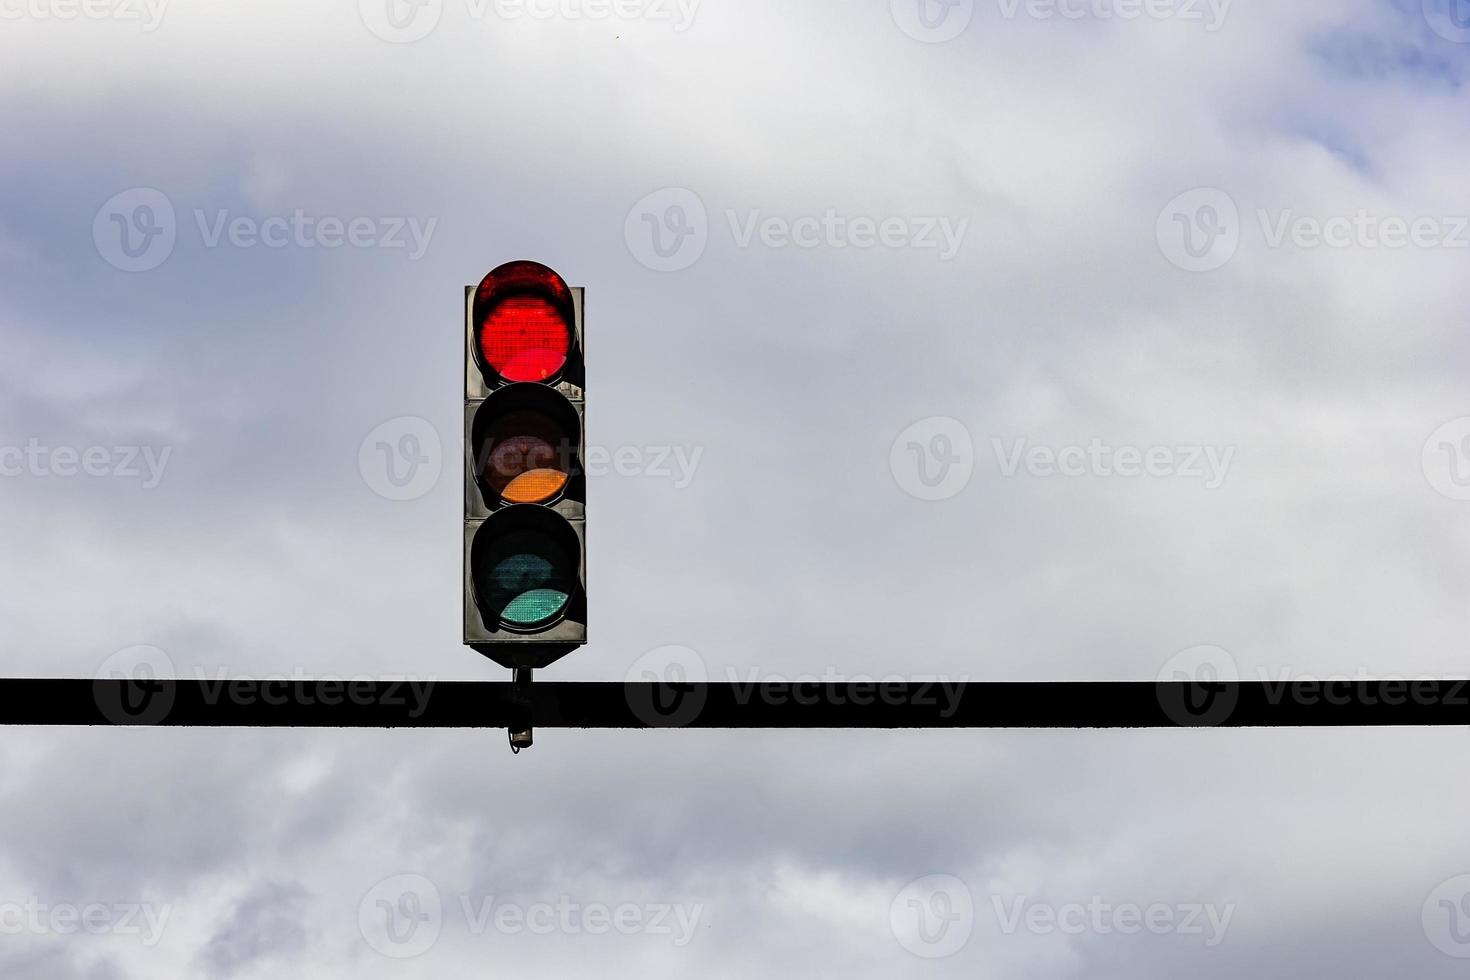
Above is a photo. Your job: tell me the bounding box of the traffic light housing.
[464,261,587,669]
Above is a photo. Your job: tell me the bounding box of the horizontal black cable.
[0,679,1466,728]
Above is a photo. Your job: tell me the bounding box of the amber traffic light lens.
[483,408,571,505]
[504,468,569,504]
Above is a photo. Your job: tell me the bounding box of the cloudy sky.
[2,0,1470,975]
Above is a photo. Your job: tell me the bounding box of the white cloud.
[1,0,1469,976]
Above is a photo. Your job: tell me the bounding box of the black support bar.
[0,678,1467,728]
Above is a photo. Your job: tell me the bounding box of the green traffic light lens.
[483,530,574,629]
[502,588,570,625]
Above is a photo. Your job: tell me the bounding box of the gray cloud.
[198,881,311,977]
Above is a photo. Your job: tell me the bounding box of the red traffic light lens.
[480,296,569,382]
[474,261,574,384]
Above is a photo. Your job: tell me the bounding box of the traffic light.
[464,261,587,669]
